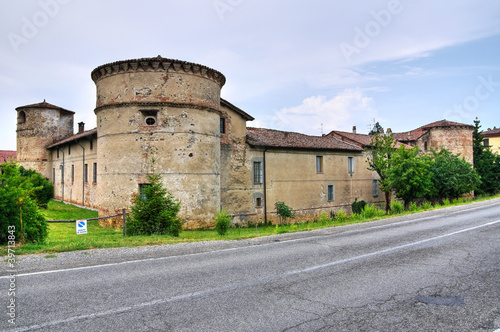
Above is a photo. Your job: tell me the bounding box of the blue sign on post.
[76,220,87,235]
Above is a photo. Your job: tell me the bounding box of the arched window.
[18,111,26,124]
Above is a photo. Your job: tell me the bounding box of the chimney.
[352,126,357,134]
[78,122,85,133]
[387,128,392,134]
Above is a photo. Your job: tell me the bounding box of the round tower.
[16,100,74,179]
[91,56,226,228]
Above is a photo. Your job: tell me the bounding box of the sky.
[1,0,500,151]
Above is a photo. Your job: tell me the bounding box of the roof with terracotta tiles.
[0,151,17,162]
[47,128,97,149]
[483,127,500,137]
[246,127,363,151]
[328,130,407,148]
[16,100,75,115]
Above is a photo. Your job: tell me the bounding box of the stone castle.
[15,56,475,228]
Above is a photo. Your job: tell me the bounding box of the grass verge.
[1,195,499,256]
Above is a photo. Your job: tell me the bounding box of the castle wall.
[49,137,98,209]
[417,127,474,164]
[222,147,384,225]
[91,57,225,228]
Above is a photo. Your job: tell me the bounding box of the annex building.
[15,56,475,228]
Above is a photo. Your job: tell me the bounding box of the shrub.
[351,198,367,214]
[318,212,331,224]
[361,204,377,219]
[274,202,295,224]
[126,173,182,237]
[215,210,231,236]
[391,200,404,214]
[335,209,348,222]
[422,201,433,210]
[442,198,451,206]
[0,161,48,244]
[409,202,419,212]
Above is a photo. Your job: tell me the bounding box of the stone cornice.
[94,101,222,115]
[90,56,226,87]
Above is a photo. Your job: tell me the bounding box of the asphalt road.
[2,199,500,331]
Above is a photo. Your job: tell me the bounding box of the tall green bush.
[215,209,231,236]
[351,198,367,214]
[126,173,182,237]
[0,161,48,244]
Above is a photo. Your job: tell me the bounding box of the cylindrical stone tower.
[16,100,74,179]
[91,56,226,228]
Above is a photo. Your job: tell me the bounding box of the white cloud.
[268,88,377,135]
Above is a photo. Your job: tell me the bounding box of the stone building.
[14,56,474,228]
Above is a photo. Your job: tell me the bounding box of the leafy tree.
[126,173,182,236]
[0,161,48,244]
[387,146,433,208]
[473,118,500,195]
[428,148,481,202]
[19,166,54,208]
[274,201,295,225]
[366,131,399,212]
[368,122,384,136]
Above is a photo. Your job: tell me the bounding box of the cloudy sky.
[1,0,500,151]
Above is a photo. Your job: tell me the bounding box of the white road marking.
[5,219,500,332]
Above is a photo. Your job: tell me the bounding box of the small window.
[93,163,97,183]
[373,180,378,197]
[253,161,263,184]
[327,184,335,201]
[316,156,323,173]
[57,149,60,158]
[68,145,71,155]
[71,165,74,183]
[140,110,158,126]
[53,168,56,182]
[348,157,354,175]
[90,138,93,150]
[220,118,226,134]
[84,164,88,183]
[256,197,262,207]
[424,141,428,151]
[484,138,490,147]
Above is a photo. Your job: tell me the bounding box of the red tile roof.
[328,130,407,148]
[246,127,363,151]
[483,127,500,137]
[47,128,97,149]
[16,100,75,115]
[0,151,17,162]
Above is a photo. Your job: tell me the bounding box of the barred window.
[253,161,263,184]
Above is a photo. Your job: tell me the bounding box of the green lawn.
[2,195,499,256]
[41,200,99,220]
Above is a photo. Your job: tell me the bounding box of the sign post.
[76,220,88,235]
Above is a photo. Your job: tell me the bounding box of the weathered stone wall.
[417,126,474,164]
[16,106,74,179]
[223,147,384,226]
[91,57,225,229]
